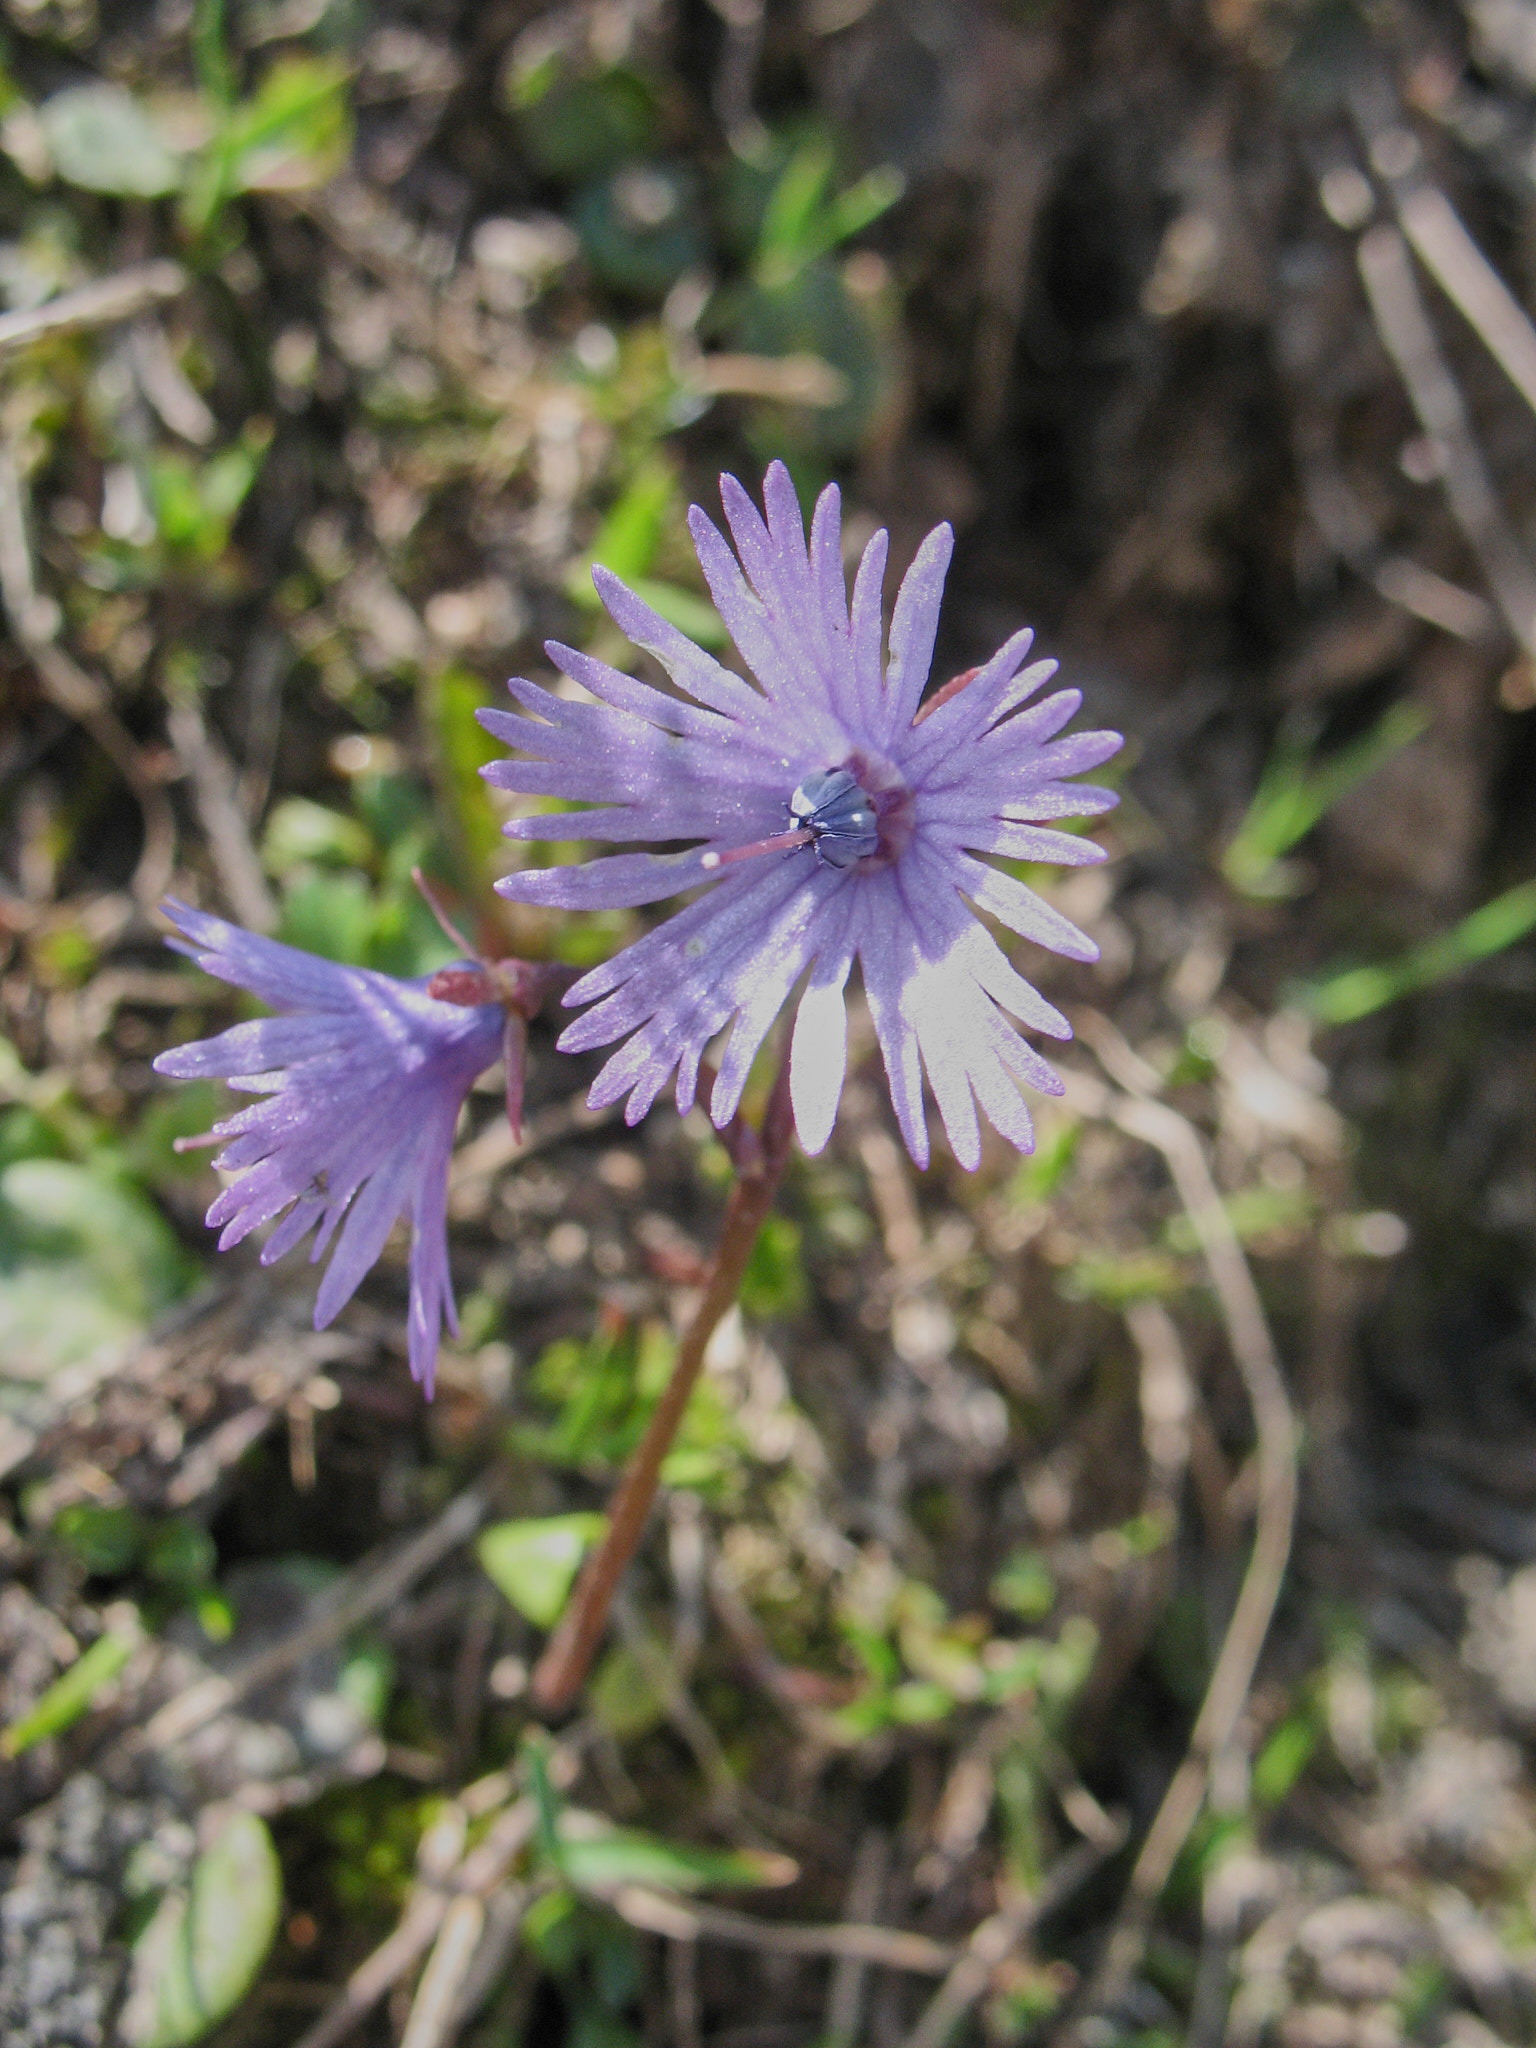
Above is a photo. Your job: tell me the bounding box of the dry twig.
[824,1831,891,2048]
[1053,1031,1299,2037]
[292,1790,545,2048]
[608,1885,959,1975]
[1356,220,1536,656]
[0,444,174,904]
[1352,94,1536,429]
[164,696,278,932]
[690,352,850,407]
[397,1894,491,2048]
[137,1483,491,1753]
[902,1833,1125,2048]
[1298,436,1494,642]
[0,259,186,355]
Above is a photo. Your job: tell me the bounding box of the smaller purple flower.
[152,901,506,1395]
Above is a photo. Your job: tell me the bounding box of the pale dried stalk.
[823,1831,891,2048]
[292,1794,546,2048]
[398,1895,488,2048]
[0,259,186,354]
[1357,222,1536,656]
[164,696,279,932]
[1054,1066,1298,2038]
[690,351,850,406]
[138,1484,490,1752]
[0,444,175,903]
[609,1884,958,1975]
[902,1833,1124,2048]
[1299,455,1493,642]
[1394,182,1536,423]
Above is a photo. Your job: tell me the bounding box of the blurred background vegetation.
[2,3,1536,2047]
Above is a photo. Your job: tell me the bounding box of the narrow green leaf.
[564,462,696,610]
[192,0,235,109]
[754,136,902,288]
[815,164,905,259]
[1301,876,1536,1024]
[224,57,352,194]
[1223,700,1430,898]
[1,1629,135,1757]
[756,135,835,283]
[557,1819,796,1896]
[1252,1714,1317,1806]
[184,56,351,233]
[426,667,506,882]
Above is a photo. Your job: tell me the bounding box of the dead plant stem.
[1057,1039,1299,2040]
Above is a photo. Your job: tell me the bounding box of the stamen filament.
[411,865,479,957]
[700,827,815,872]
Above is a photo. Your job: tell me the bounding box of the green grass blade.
[1,1630,135,1757]
[1301,877,1536,1024]
[1223,699,1430,898]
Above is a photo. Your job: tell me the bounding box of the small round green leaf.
[121,1810,282,2047]
[478,1513,606,1629]
[40,86,181,197]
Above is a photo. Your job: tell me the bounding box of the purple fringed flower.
[481,463,1123,1169]
[152,901,505,1394]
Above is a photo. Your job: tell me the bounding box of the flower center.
[697,760,911,875]
[788,767,881,869]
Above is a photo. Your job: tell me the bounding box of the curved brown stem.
[531,1056,795,1715]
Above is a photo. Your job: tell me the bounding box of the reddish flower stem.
[530,1055,796,1715]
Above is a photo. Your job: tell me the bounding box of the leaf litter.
[0,2,1535,2046]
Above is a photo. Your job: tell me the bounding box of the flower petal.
[479,463,1124,1167]
[499,848,725,910]
[959,855,1101,962]
[791,973,850,1158]
[881,521,952,737]
[849,525,889,727]
[592,567,771,726]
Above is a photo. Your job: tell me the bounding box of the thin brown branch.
[609,1885,959,1975]
[136,1483,491,1753]
[165,695,278,931]
[902,1832,1126,2048]
[530,1055,795,1713]
[1356,221,1536,656]
[0,443,175,904]
[1053,1047,1299,2038]
[0,259,186,355]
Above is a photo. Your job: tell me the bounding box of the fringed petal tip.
[153,913,504,1403]
[478,461,1123,1170]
